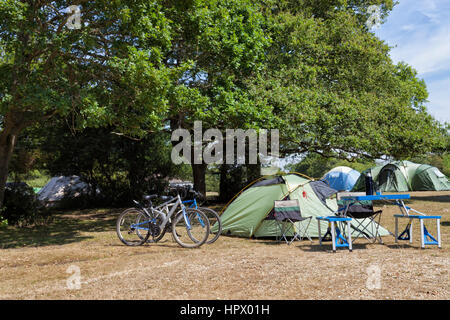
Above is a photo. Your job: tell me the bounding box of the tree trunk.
[170,115,206,196]
[219,164,228,202]
[0,129,19,207]
[246,163,261,184]
[191,162,206,196]
[219,164,246,203]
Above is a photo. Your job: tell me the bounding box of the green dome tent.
[411,164,450,191]
[353,161,450,192]
[214,173,390,238]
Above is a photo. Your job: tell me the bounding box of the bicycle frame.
[131,194,188,232]
[174,197,206,228]
[183,198,198,210]
[183,198,209,230]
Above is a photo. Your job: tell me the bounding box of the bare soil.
[0,191,449,300]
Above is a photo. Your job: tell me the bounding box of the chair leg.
[348,214,383,244]
[318,220,322,246]
[395,216,398,244]
[304,218,313,242]
[296,218,312,242]
[280,221,295,245]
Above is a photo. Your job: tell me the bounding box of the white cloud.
[376,0,450,123]
[400,24,416,31]
[425,77,450,123]
[389,26,450,75]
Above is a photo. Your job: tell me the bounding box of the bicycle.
[116,193,210,248]
[183,189,222,244]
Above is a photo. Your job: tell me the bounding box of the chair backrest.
[273,199,303,221]
[337,199,379,219]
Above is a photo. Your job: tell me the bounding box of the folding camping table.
[339,193,442,248]
[316,216,353,252]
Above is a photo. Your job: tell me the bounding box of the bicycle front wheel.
[198,207,222,244]
[116,208,150,246]
[172,208,210,248]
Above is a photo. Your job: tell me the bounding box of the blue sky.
[374,0,450,124]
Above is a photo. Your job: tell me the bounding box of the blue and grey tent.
[322,166,361,191]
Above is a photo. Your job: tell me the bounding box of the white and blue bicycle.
[116,193,210,248]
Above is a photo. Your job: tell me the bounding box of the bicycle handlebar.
[188,189,204,199]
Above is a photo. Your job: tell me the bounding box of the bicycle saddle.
[160,195,172,201]
[143,194,158,201]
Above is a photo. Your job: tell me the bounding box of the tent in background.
[353,160,450,192]
[214,173,390,238]
[37,176,92,207]
[322,166,361,191]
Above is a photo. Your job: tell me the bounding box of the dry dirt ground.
[0,191,449,300]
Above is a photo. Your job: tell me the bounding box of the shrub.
[3,183,51,227]
[41,125,177,207]
[0,210,7,228]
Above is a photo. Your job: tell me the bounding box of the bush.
[3,183,51,227]
[0,212,7,228]
[41,125,177,207]
[443,153,450,177]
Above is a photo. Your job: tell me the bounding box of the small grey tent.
[37,176,92,207]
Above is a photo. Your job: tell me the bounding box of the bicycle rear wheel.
[116,208,150,246]
[198,207,222,244]
[172,208,210,248]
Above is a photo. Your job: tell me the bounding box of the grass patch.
[0,208,118,249]
[7,170,51,189]
[24,170,51,188]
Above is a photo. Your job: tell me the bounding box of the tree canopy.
[0,0,448,205]
[249,0,446,160]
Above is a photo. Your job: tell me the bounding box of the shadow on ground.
[299,242,431,252]
[0,209,118,249]
[409,194,450,203]
[299,242,372,252]
[258,238,374,251]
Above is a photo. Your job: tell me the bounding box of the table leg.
[437,218,442,249]
[331,221,336,252]
[347,220,352,252]
[420,219,425,249]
